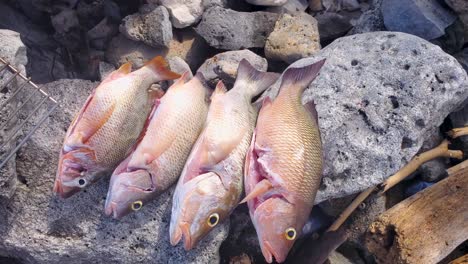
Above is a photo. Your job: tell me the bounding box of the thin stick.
[326,186,376,232]
[448,127,468,139]
[380,140,463,193]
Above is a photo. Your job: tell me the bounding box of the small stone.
[417,127,450,182]
[328,251,354,264]
[119,6,173,48]
[50,9,79,34]
[323,0,360,12]
[168,57,193,78]
[265,13,320,64]
[106,30,212,70]
[266,0,308,13]
[99,61,116,81]
[382,0,457,40]
[87,18,119,50]
[315,12,353,44]
[348,0,385,35]
[197,50,267,87]
[160,0,204,28]
[445,0,468,43]
[195,6,279,50]
[246,0,287,6]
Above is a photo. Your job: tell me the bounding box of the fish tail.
[279,59,326,94]
[233,59,280,98]
[144,56,181,80]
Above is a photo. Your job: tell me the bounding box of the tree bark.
[365,167,468,264]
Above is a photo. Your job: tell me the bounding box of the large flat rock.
[0,79,228,263]
[263,32,468,203]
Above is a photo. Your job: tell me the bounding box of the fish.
[242,59,326,263]
[104,72,210,219]
[54,56,180,198]
[169,59,280,250]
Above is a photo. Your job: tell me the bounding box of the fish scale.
[55,56,180,198]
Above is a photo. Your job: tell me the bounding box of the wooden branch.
[365,167,468,264]
[380,140,463,193]
[449,254,468,264]
[448,127,468,139]
[326,186,376,232]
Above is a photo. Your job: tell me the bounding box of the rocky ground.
[0,0,468,263]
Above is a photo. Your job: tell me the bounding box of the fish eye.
[131,201,143,211]
[207,213,219,227]
[285,228,296,240]
[78,178,86,186]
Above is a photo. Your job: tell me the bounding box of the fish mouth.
[104,201,123,220]
[262,240,286,263]
[181,222,194,250]
[53,179,80,199]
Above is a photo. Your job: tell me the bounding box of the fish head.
[170,172,233,250]
[252,197,306,263]
[104,169,156,219]
[54,147,102,198]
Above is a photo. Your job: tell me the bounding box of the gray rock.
[315,12,353,44]
[348,0,386,35]
[323,0,360,12]
[246,0,287,6]
[195,6,279,50]
[0,2,78,83]
[266,0,308,13]
[119,6,173,48]
[98,61,116,81]
[265,13,320,64]
[196,50,267,87]
[382,0,457,40]
[202,0,228,8]
[50,9,79,34]
[449,97,468,154]
[446,0,468,43]
[262,32,468,202]
[87,18,119,51]
[0,79,228,263]
[106,30,212,70]
[328,251,354,264]
[160,0,204,28]
[168,56,193,78]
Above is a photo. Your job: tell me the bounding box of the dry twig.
[380,139,463,193]
[448,126,468,139]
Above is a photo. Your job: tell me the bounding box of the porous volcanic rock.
[0,79,228,263]
[262,32,468,203]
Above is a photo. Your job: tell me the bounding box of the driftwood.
[365,166,468,264]
[380,139,463,193]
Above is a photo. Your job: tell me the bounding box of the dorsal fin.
[233,59,280,98]
[211,81,227,100]
[107,61,132,80]
[144,56,181,80]
[280,59,326,92]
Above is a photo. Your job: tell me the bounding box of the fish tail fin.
[233,59,280,98]
[145,56,181,80]
[279,59,326,94]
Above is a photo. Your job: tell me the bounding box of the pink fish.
[54,56,180,198]
[104,72,210,219]
[169,59,280,250]
[242,60,326,263]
